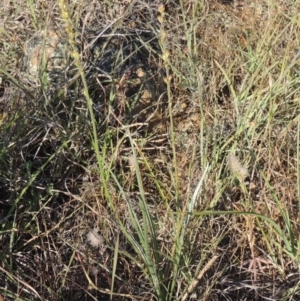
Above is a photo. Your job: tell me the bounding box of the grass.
[1,0,300,300]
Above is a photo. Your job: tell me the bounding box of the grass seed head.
[228,153,249,180]
[86,228,104,248]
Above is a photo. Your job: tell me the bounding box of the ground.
[1,0,300,300]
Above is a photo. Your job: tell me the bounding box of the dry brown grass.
[1,0,300,300]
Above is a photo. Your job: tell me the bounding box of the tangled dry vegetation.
[1,0,300,300]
